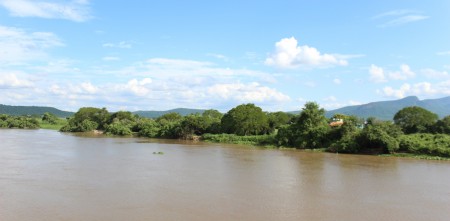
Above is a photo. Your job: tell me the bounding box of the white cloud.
[123,78,153,96]
[207,53,229,61]
[380,81,450,98]
[323,96,337,102]
[381,15,429,27]
[102,41,132,49]
[421,68,449,79]
[320,97,363,110]
[388,64,415,80]
[0,56,290,111]
[0,72,33,88]
[373,9,429,27]
[207,82,291,103]
[80,82,98,94]
[333,78,341,84]
[265,37,348,69]
[369,64,415,82]
[0,0,92,22]
[369,64,387,83]
[0,25,63,64]
[381,84,412,98]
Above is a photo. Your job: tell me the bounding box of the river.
[0,129,449,221]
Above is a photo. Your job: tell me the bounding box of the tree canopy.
[394,106,438,134]
[221,103,269,136]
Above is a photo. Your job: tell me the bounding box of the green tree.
[156,112,182,123]
[393,106,438,134]
[136,118,160,137]
[357,123,399,153]
[267,111,293,133]
[290,102,330,148]
[221,103,269,136]
[179,114,205,138]
[60,107,110,132]
[202,109,223,134]
[105,121,132,135]
[42,112,58,124]
[432,115,450,134]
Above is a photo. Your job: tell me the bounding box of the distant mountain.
[325,96,450,120]
[133,108,206,118]
[0,104,74,118]
[3,96,450,121]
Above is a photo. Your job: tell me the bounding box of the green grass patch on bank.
[38,118,67,130]
[201,133,276,146]
[397,133,450,158]
[379,153,450,161]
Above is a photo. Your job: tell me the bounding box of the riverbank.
[20,125,450,161]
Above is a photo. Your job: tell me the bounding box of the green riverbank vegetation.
[0,112,66,130]
[3,102,450,159]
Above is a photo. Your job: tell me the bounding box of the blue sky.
[0,0,449,112]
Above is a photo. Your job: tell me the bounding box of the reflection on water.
[1,129,449,221]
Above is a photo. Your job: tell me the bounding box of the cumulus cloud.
[207,82,291,103]
[0,25,63,64]
[265,37,348,69]
[388,64,415,80]
[373,9,429,27]
[0,72,33,88]
[369,64,387,83]
[369,64,415,82]
[421,68,449,79]
[123,78,153,96]
[380,81,450,98]
[1,56,292,111]
[0,0,92,22]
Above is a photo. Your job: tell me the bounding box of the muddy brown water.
[1,129,449,221]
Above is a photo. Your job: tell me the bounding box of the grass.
[379,153,450,161]
[38,118,67,130]
[201,133,277,146]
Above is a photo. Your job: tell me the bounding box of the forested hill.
[0,104,74,118]
[133,108,205,118]
[3,96,450,120]
[325,96,450,120]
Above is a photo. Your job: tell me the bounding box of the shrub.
[202,133,276,146]
[398,134,450,157]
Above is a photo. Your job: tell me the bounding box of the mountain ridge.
[2,96,450,120]
[325,96,450,120]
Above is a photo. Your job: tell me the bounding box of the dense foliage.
[0,114,40,129]
[394,106,438,134]
[53,103,450,158]
[221,104,269,136]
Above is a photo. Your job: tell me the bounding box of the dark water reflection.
[1,129,449,221]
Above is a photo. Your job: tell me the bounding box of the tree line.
[57,103,450,158]
[2,102,449,158]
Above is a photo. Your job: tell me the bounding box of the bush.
[358,124,399,154]
[105,121,132,136]
[327,132,361,153]
[398,134,450,157]
[136,120,160,137]
[202,133,276,146]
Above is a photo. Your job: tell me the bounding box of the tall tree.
[432,115,450,134]
[393,106,438,134]
[221,103,269,136]
[291,102,330,148]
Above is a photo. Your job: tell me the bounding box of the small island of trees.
[1,102,450,159]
